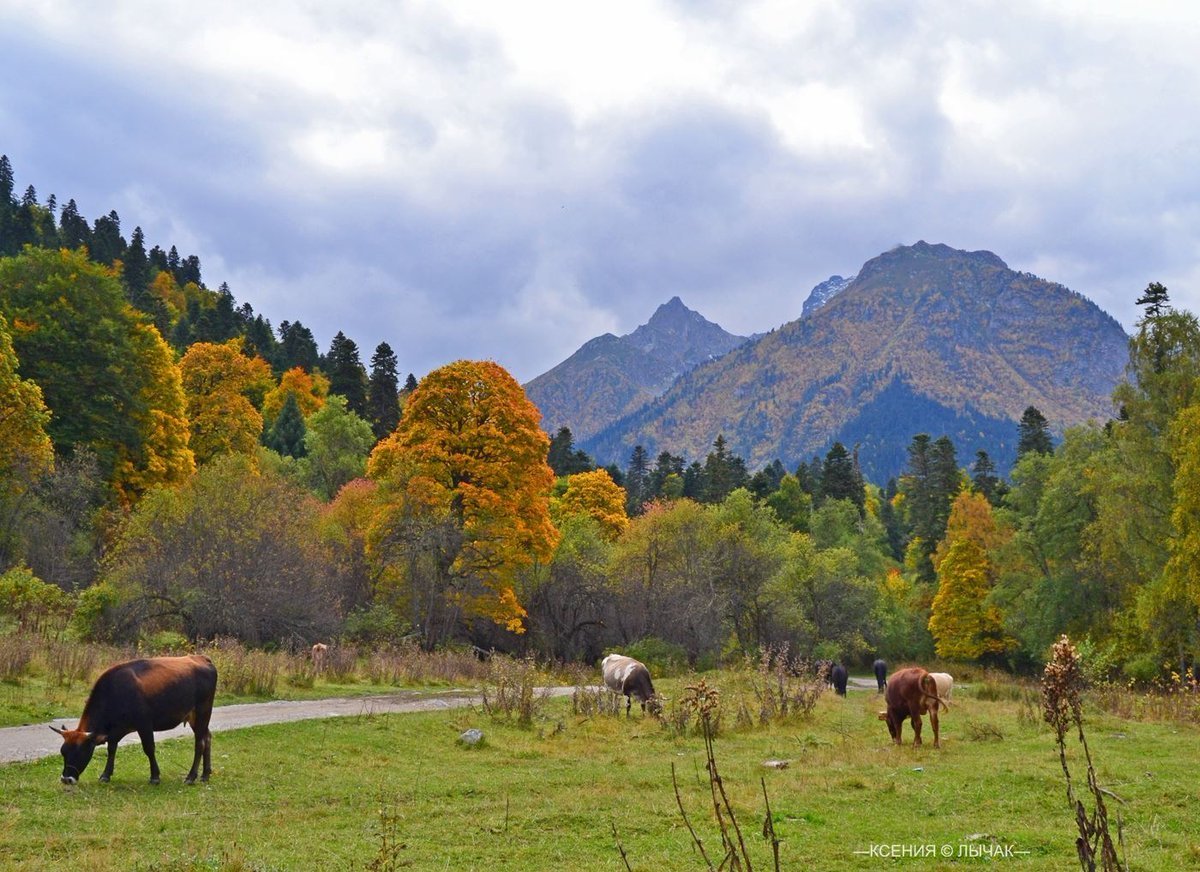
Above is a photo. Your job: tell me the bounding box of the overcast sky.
[3,1,1198,382]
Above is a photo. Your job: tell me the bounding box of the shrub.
[618,637,688,676]
[0,564,72,634]
[0,633,37,681]
[1121,654,1159,685]
[344,604,408,647]
[141,630,190,655]
[480,655,549,726]
[206,638,280,696]
[69,582,124,642]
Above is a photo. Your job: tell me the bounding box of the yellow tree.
[1157,402,1200,664]
[261,366,329,428]
[929,538,1012,660]
[179,339,273,465]
[553,468,628,540]
[366,360,557,644]
[112,322,195,501]
[0,312,53,498]
[933,490,1008,572]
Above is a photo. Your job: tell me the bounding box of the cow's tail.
[920,674,949,712]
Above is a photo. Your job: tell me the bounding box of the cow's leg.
[911,715,922,746]
[930,709,940,749]
[138,728,161,784]
[625,694,632,717]
[99,737,119,782]
[891,711,903,746]
[185,722,203,784]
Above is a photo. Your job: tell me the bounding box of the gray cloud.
[2,1,1198,383]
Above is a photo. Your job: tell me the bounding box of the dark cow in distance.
[878,666,946,749]
[602,654,657,716]
[830,663,848,696]
[873,659,888,692]
[52,654,217,785]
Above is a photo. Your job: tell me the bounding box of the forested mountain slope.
[583,242,1129,479]
[524,296,747,440]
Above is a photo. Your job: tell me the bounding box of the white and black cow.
[601,653,657,716]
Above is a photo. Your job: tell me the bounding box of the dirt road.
[0,687,575,765]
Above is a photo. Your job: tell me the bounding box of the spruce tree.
[326,331,368,417]
[547,426,592,476]
[277,320,320,372]
[404,373,418,393]
[625,444,650,514]
[819,441,864,512]
[971,450,1003,505]
[58,199,90,250]
[1016,406,1053,458]
[123,226,152,308]
[264,392,307,458]
[367,341,401,440]
[90,210,125,266]
[0,155,13,205]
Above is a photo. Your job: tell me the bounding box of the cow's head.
[877,710,897,740]
[50,725,106,784]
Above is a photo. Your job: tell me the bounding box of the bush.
[141,630,190,655]
[344,604,408,647]
[0,564,72,634]
[618,637,688,676]
[69,582,124,642]
[0,633,37,681]
[1122,654,1160,685]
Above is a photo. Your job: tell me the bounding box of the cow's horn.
[49,725,66,735]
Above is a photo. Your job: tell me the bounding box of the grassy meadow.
[2,670,1198,870]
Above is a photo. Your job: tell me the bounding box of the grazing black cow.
[873,659,888,692]
[815,658,835,685]
[601,654,657,716]
[52,654,217,785]
[831,663,848,696]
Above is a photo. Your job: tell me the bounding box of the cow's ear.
[90,732,108,745]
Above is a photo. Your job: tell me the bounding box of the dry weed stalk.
[1042,635,1127,872]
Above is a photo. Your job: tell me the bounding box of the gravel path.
[0,687,575,765]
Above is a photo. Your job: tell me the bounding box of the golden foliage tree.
[933,490,1009,572]
[179,339,273,465]
[0,313,53,498]
[366,360,557,642]
[112,322,195,501]
[553,468,628,540]
[261,366,329,428]
[928,539,1010,660]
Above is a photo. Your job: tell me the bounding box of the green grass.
[2,678,1198,870]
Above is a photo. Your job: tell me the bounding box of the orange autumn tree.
[261,366,329,429]
[366,360,557,646]
[179,339,273,465]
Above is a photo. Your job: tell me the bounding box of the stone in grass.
[458,728,485,747]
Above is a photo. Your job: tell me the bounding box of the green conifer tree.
[264,392,307,458]
[366,342,401,440]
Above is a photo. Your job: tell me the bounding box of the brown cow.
[52,654,217,785]
[311,642,328,674]
[878,666,946,749]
